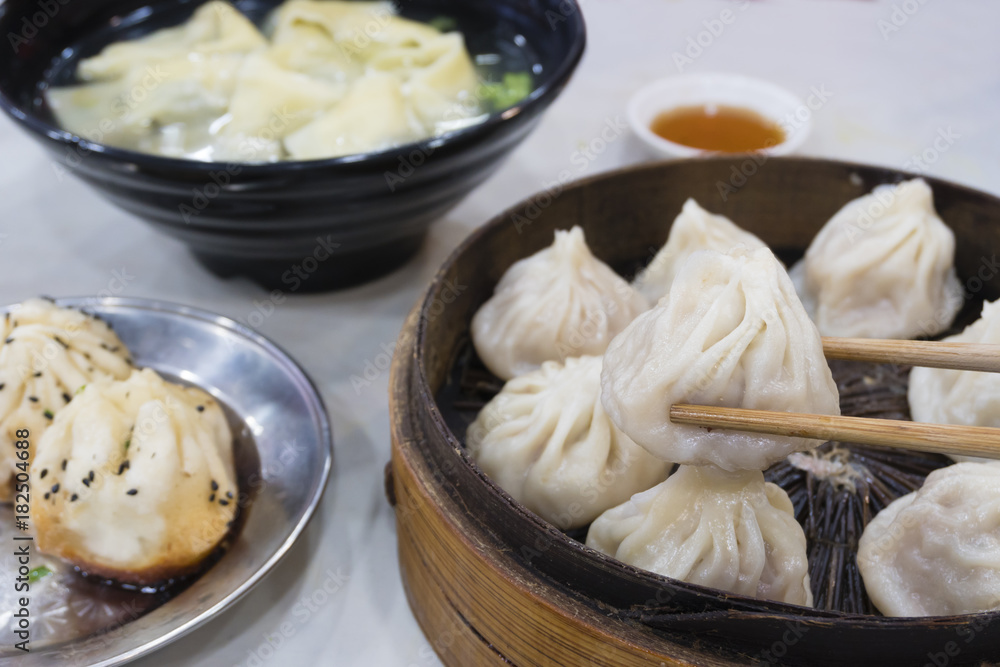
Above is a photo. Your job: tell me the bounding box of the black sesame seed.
[28,396,38,403]
[82,478,90,487]
[210,480,218,491]
[4,337,12,344]
[226,491,233,499]
[33,371,41,377]
[51,484,59,493]
[219,499,229,506]
[88,470,94,482]
[44,492,50,500]
[209,494,216,502]
[117,460,129,475]
[0,383,5,390]
[61,459,67,471]
[126,488,138,496]
[43,410,53,420]
[40,469,48,479]
[62,392,71,403]
[196,405,205,412]
[70,494,78,502]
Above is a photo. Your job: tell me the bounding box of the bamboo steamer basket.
[388,157,1000,666]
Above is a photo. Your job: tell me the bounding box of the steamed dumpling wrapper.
[909,298,1000,428]
[47,0,484,161]
[76,1,267,81]
[0,300,133,501]
[380,32,480,131]
[48,1,265,158]
[857,462,1000,616]
[601,246,840,471]
[269,0,441,59]
[270,1,479,128]
[215,51,347,162]
[267,1,437,83]
[284,71,418,159]
[273,2,479,157]
[30,368,237,585]
[587,464,813,606]
[909,299,1000,462]
[466,356,671,530]
[633,198,768,305]
[265,24,363,83]
[790,178,962,339]
[471,226,650,381]
[48,54,247,158]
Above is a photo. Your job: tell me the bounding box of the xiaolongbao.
[471,227,649,381]
[0,299,133,500]
[908,299,1000,462]
[633,198,767,305]
[30,368,237,585]
[790,179,962,339]
[857,462,1000,616]
[467,356,670,530]
[587,464,813,606]
[601,246,840,471]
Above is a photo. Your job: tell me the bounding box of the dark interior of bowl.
[0,0,585,291]
[415,157,1000,666]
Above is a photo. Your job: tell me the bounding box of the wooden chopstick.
[822,337,1000,373]
[669,404,1000,460]
[661,340,1000,459]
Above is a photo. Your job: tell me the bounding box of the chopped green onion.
[43,409,54,420]
[124,439,131,450]
[481,72,533,111]
[428,16,457,32]
[75,385,86,395]
[28,566,52,583]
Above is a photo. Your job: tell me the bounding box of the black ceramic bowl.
[0,0,585,290]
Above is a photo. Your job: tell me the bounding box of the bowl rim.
[0,0,587,174]
[17,295,334,667]
[626,72,811,159]
[411,155,1000,626]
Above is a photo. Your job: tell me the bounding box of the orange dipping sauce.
[651,104,785,153]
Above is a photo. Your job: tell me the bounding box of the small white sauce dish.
[627,72,812,159]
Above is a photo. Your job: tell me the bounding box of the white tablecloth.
[2,0,998,664]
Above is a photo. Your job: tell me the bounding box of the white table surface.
[2,0,999,664]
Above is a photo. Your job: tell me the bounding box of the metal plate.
[0,297,333,666]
